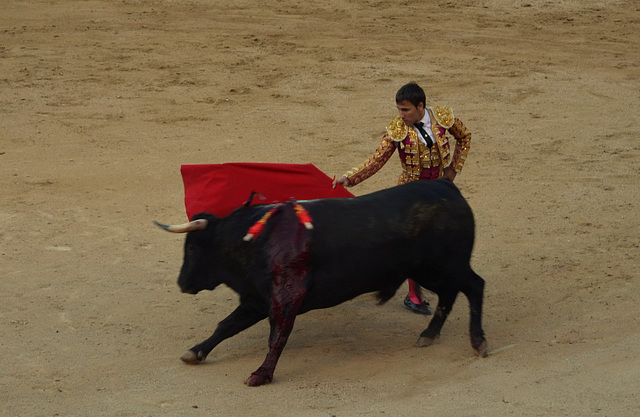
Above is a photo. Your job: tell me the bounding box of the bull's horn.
[153,219,208,233]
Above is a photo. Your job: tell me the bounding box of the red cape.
[181,163,354,219]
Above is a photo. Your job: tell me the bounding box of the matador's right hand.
[332,175,350,188]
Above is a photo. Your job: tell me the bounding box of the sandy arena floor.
[1,1,639,416]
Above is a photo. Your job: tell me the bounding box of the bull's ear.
[153,219,208,233]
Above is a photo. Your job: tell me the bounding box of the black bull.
[155,179,487,386]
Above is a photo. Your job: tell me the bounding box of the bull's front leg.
[245,301,301,386]
[246,249,309,385]
[245,202,311,386]
[181,302,267,364]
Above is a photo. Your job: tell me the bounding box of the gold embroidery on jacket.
[430,106,454,129]
[386,116,408,142]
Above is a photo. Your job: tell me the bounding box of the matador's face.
[396,100,425,127]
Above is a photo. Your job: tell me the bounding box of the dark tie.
[414,122,434,148]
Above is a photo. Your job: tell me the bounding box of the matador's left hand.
[443,166,457,182]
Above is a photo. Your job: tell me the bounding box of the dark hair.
[395,82,426,108]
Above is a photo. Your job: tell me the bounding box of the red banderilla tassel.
[294,203,314,230]
[243,202,314,242]
[243,207,277,241]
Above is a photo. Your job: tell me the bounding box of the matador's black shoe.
[403,295,433,315]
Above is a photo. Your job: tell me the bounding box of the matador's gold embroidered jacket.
[345,106,471,186]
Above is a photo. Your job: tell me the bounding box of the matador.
[333,82,472,315]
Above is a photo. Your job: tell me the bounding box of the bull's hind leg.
[460,269,487,357]
[416,269,487,357]
[416,287,458,347]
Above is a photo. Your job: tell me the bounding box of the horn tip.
[153,220,171,231]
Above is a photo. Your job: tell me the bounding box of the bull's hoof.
[472,338,489,358]
[245,373,272,387]
[180,350,206,364]
[416,336,436,348]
